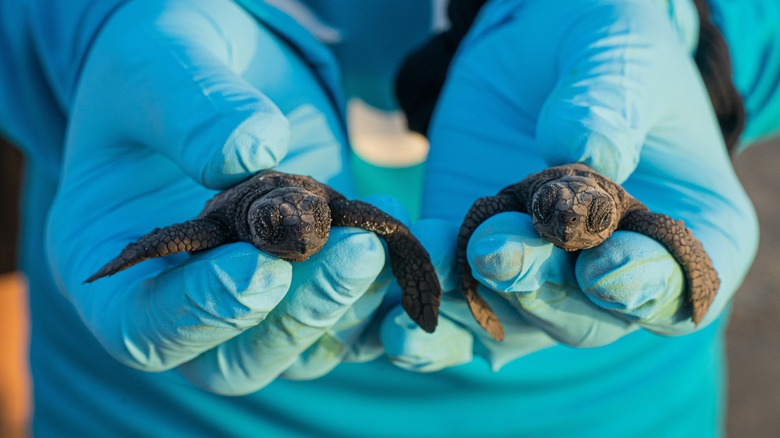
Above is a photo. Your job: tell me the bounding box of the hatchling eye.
[255,204,285,244]
[532,185,558,224]
[587,195,613,233]
[313,202,331,238]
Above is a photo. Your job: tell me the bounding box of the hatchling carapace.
[457,163,720,341]
[86,170,441,333]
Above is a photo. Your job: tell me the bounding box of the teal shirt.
[1,0,776,436]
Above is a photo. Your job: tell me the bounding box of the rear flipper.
[84,218,233,283]
[457,194,525,342]
[619,210,720,324]
[329,199,441,333]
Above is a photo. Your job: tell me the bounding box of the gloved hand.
[45,0,391,395]
[381,219,561,371]
[387,0,759,371]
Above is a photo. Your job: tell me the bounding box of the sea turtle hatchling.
[86,170,441,333]
[457,163,720,341]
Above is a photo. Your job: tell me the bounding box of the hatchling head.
[530,175,618,251]
[247,187,332,262]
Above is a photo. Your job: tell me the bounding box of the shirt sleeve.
[0,0,348,174]
[0,0,127,174]
[711,0,780,149]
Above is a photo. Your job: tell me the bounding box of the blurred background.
[0,139,27,438]
[726,140,780,435]
[1,131,778,436]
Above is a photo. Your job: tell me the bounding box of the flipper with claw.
[85,218,233,283]
[618,210,720,324]
[457,194,526,341]
[329,198,441,333]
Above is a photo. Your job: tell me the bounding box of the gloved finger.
[534,0,691,183]
[80,0,289,189]
[349,216,460,360]
[468,213,636,347]
[382,289,557,372]
[501,282,637,348]
[64,243,292,372]
[381,305,473,373]
[284,266,392,374]
[380,216,556,371]
[407,218,461,293]
[576,231,690,335]
[468,212,574,294]
[281,267,390,379]
[282,195,411,376]
[177,227,386,395]
[377,217,469,372]
[445,289,558,371]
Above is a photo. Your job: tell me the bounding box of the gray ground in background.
[728,140,780,436]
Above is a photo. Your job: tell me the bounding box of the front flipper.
[329,199,441,333]
[85,218,233,283]
[618,210,720,324]
[458,194,525,341]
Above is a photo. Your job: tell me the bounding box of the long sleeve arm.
[0,0,345,176]
[0,0,126,174]
[710,0,780,149]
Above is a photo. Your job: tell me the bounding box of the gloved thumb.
[535,1,688,183]
[78,0,290,190]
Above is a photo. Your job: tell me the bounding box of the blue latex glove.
[386,0,758,371]
[45,0,392,395]
[381,219,560,371]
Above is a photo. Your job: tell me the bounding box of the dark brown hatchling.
[458,163,719,341]
[86,170,441,333]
